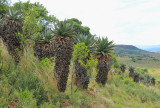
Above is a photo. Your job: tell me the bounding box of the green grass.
[119,56,160,81]
[0,44,160,108]
[119,56,160,68]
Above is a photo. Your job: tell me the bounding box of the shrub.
[8,65,48,106]
[16,89,37,108]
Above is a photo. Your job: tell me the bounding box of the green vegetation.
[72,34,97,89]
[0,0,160,108]
[72,42,97,89]
[66,18,91,35]
[95,37,115,85]
[0,46,160,107]
[120,64,126,73]
[52,20,75,92]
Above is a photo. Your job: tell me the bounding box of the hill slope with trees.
[0,1,160,108]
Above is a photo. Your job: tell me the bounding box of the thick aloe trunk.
[52,37,73,92]
[1,19,22,63]
[129,71,134,79]
[75,60,89,89]
[96,55,112,85]
[151,79,155,86]
[33,41,54,60]
[134,76,139,83]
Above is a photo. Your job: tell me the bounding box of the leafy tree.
[66,18,91,35]
[12,1,57,26]
[1,1,52,62]
[22,5,42,39]
[0,0,9,18]
[95,37,115,85]
[12,1,57,61]
[52,20,75,92]
[72,43,97,89]
[72,34,96,89]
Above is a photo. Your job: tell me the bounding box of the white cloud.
[11,0,160,45]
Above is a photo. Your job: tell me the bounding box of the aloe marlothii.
[33,27,54,60]
[134,72,140,83]
[1,7,22,63]
[120,64,126,73]
[72,34,96,89]
[129,66,135,79]
[151,77,155,86]
[95,37,114,85]
[51,20,75,92]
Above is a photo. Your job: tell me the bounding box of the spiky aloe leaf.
[52,20,75,38]
[95,37,114,85]
[72,34,96,53]
[5,7,22,21]
[42,26,53,42]
[95,37,115,56]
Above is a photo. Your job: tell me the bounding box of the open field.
[119,56,160,68]
[118,56,160,81]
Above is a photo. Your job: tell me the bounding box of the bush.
[16,89,37,108]
[0,48,48,106]
[8,64,48,106]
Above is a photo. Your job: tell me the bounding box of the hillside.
[114,45,160,58]
[0,44,160,108]
[1,1,160,108]
[115,45,160,80]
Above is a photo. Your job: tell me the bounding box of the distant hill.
[137,45,160,52]
[114,45,160,58]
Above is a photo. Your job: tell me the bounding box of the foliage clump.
[72,42,97,89]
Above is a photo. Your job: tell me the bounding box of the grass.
[119,56,160,81]
[148,68,160,81]
[119,56,160,68]
[0,43,160,108]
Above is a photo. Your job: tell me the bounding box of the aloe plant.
[1,7,22,63]
[95,37,114,85]
[51,20,75,92]
[72,34,96,89]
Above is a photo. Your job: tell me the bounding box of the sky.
[11,0,160,46]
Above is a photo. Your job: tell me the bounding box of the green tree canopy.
[0,0,9,18]
[66,18,91,35]
[12,1,57,25]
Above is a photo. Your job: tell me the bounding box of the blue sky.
[11,0,160,45]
